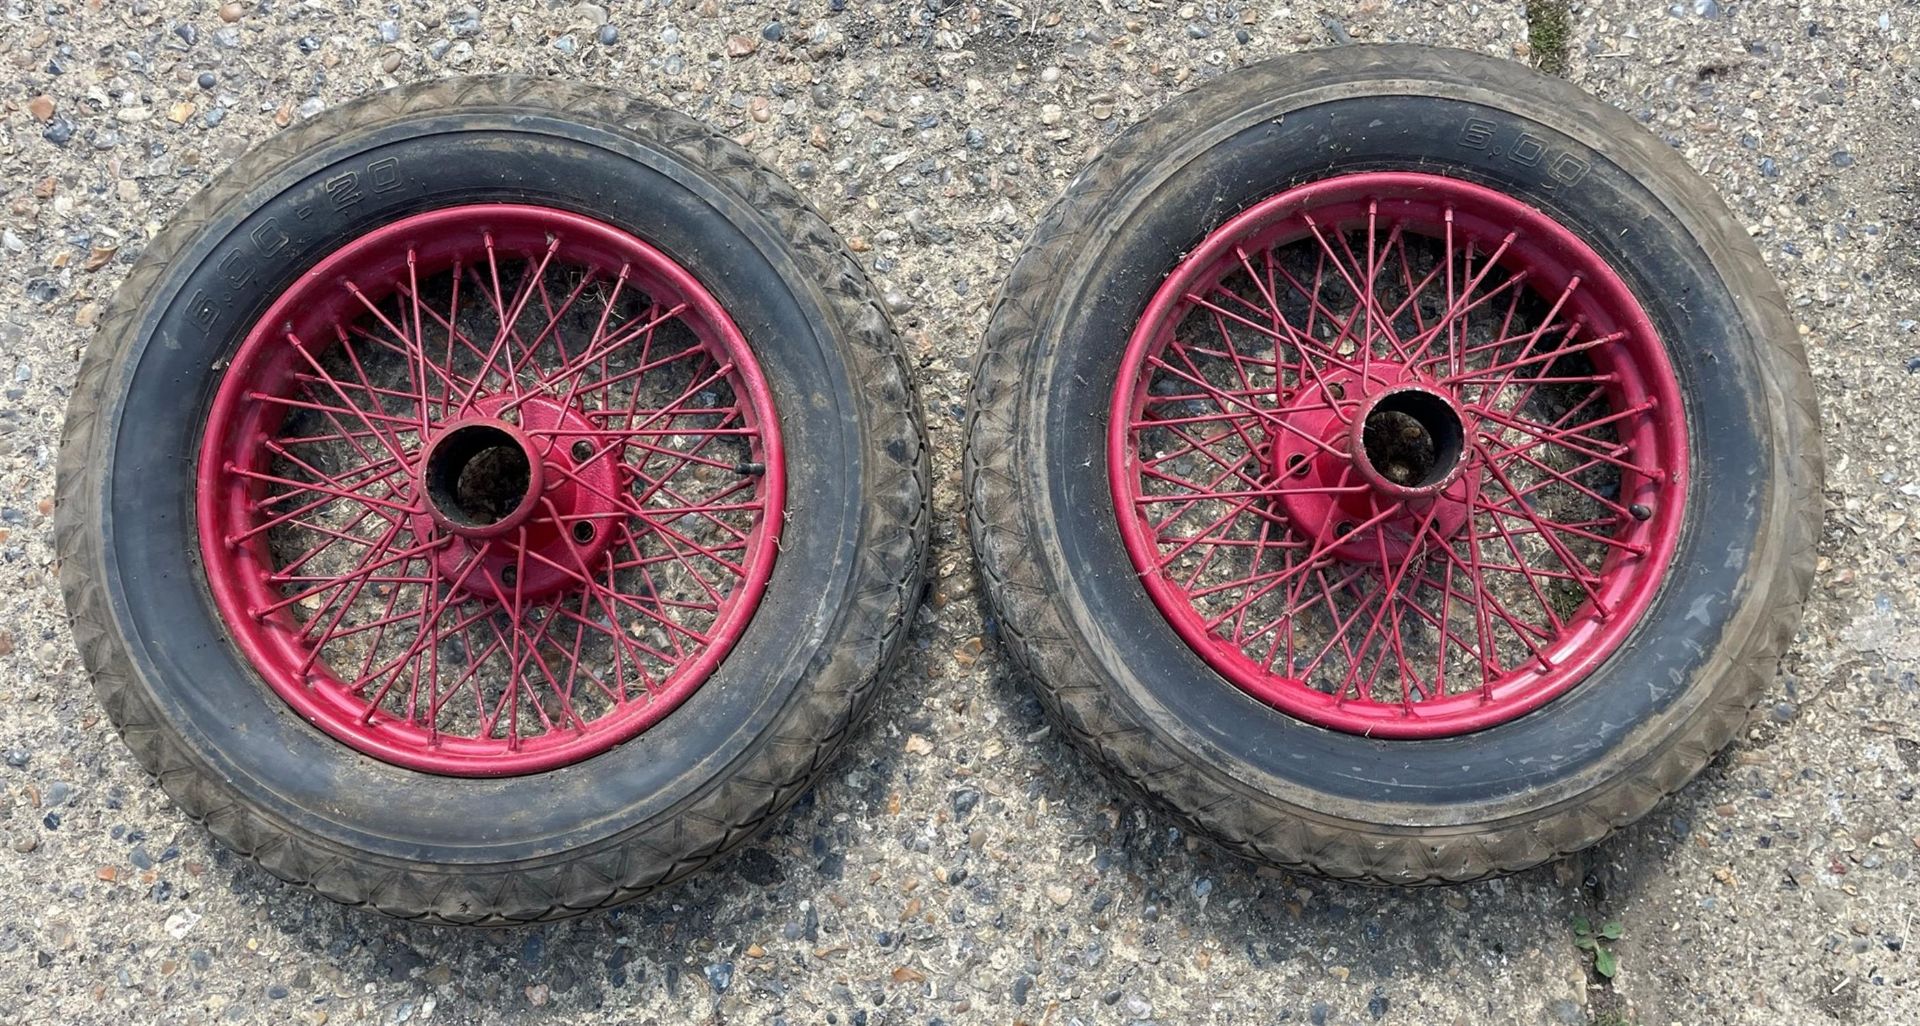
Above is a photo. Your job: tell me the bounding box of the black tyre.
[966,46,1820,882]
[57,77,929,923]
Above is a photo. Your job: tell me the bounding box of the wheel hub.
[411,394,626,605]
[1265,366,1478,562]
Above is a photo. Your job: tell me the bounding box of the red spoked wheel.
[1110,173,1685,737]
[61,80,927,922]
[968,47,1820,884]
[199,204,785,775]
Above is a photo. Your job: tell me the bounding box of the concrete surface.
[0,2,1914,1024]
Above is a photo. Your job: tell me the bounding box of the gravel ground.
[1,2,1915,1024]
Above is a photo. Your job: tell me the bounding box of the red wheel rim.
[1109,173,1687,738]
[198,204,784,775]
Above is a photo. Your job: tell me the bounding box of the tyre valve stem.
[734,461,766,476]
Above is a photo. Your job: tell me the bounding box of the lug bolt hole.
[572,521,595,544]
[571,440,595,463]
[500,566,517,586]
[1335,520,1356,536]
[1285,452,1310,478]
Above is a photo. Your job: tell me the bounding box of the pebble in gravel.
[448,6,482,38]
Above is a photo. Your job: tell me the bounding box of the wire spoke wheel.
[967,46,1818,884]
[199,205,784,774]
[1111,173,1684,737]
[61,79,927,921]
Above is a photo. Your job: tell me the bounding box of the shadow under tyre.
[966,46,1820,882]
[57,77,929,923]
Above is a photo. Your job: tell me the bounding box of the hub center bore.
[1349,386,1467,498]
[420,420,544,537]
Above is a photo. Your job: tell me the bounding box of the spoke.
[234,465,420,518]
[1133,483,1368,505]
[1145,355,1346,459]
[1164,336,1273,476]
[456,234,563,406]
[1199,498,1404,632]
[1442,324,1618,390]
[261,438,409,504]
[516,302,694,407]
[290,519,415,660]
[341,273,440,434]
[1320,501,1444,701]
[281,332,417,467]
[1184,290,1372,383]
[1471,400,1661,479]
[1471,455,1617,611]
[1139,429,1266,533]
[504,268,601,386]
[260,534,443,622]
